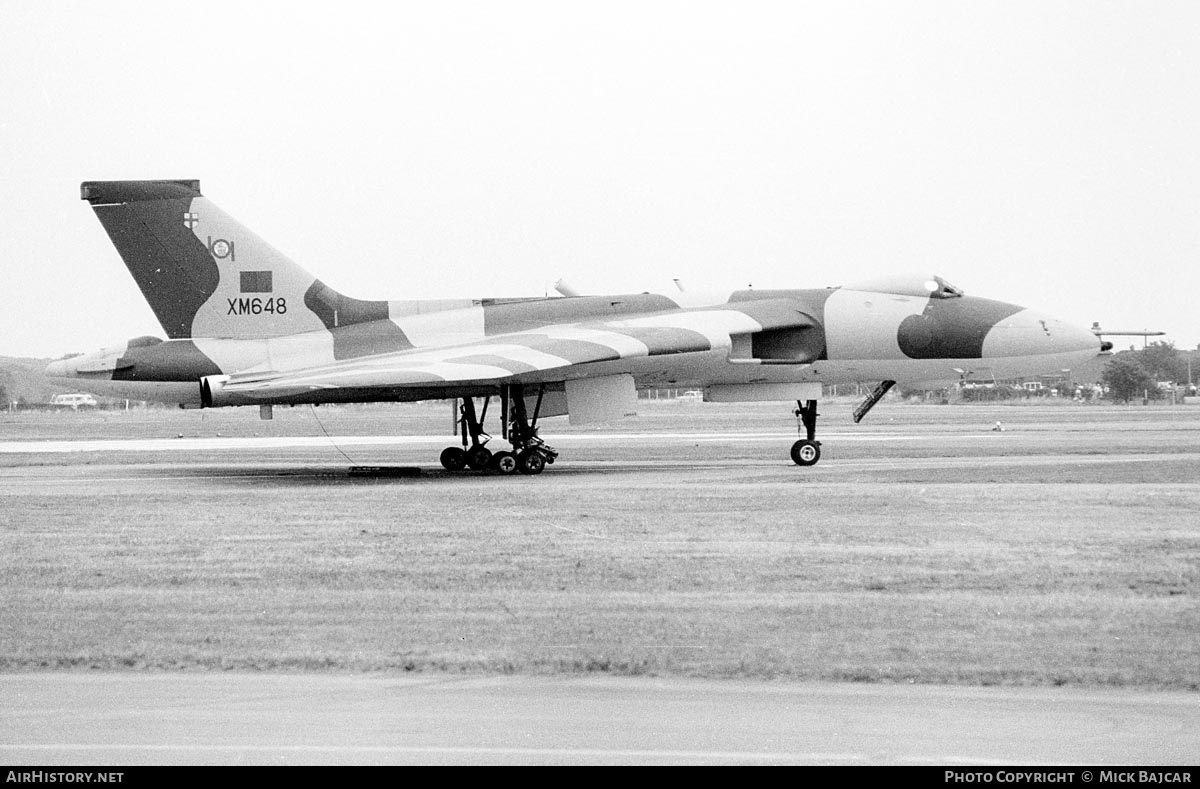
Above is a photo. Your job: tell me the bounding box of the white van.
[50,393,98,409]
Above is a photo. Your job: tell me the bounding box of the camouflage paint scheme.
[48,180,1102,420]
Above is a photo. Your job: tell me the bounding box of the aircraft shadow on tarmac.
[140,460,780,486]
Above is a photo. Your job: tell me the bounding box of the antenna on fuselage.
[554,279,580,297]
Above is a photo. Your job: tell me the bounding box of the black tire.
[790,439,821,467]
[439,446,467,471]
[517,449,546,475]
[490,451,518,475]
[466,445,493,470]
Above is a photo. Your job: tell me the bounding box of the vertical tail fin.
[81,180,386,339]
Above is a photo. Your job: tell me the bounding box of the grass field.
[2,400,1198,688]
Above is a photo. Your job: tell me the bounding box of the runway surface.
[2,674,1197,765]
[3,404,1198,765]
[0,429,996,454]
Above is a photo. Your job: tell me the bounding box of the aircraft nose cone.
[45,359,70,378]
[982,309,1101,358]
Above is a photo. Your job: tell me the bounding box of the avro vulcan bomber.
[48,180,1107,474]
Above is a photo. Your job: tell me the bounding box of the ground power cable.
[308,404,358,465]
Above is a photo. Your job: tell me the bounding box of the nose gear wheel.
[791,399,822,467]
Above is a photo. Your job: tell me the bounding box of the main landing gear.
[790,399,821,467]
[438,395,493,472]
[439,384,559,476]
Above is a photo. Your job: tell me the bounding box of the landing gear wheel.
[439,446,467,471]
[517,449,546,475]
[466,445,493,470]
[490,451,518,475]
[790,439,821,467]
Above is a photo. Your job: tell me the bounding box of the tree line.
[1102,342,1196,403]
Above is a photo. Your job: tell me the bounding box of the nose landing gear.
[791,399,821,467]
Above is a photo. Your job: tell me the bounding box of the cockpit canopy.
[842,274,964,299]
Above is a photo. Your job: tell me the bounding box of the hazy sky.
[2,0,1198,358]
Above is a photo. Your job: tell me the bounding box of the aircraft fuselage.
[49,284,1101,406]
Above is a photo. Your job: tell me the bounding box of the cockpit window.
[929,277,964,299]
[843,274,965,299]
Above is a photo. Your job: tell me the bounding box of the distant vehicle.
[677,390,704,402]
[50,393,98,409]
